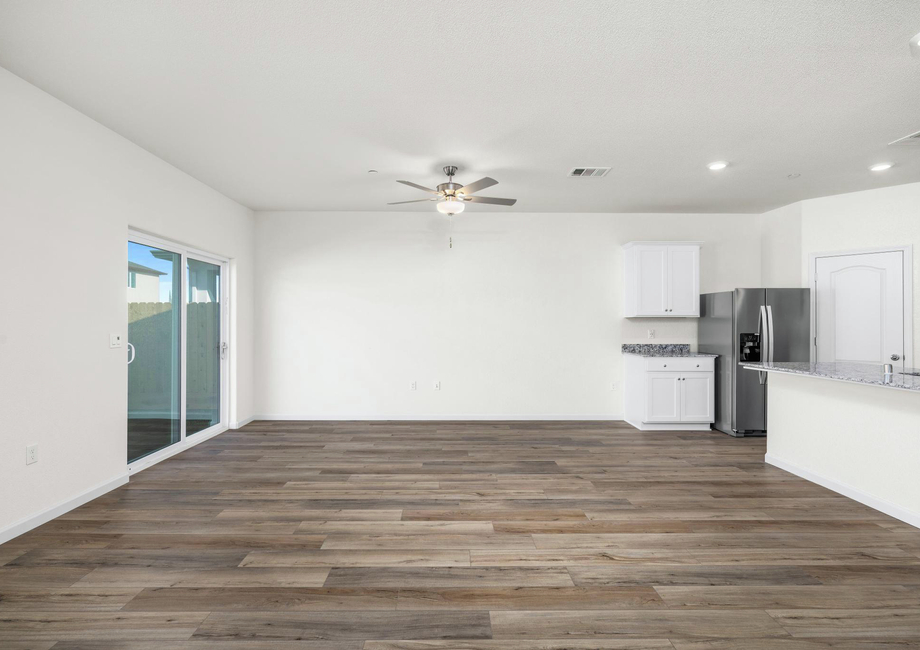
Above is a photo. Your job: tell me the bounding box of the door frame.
[808,245,913,367]
[127,228,231,474]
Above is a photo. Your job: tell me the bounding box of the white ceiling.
[1,0,918,213]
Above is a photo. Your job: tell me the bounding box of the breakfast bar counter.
[741,361,920,529]
[742,360,920,391]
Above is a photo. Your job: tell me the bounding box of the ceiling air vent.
[569,167,611,177]
[889,130,920,147]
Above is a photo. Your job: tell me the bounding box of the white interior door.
[636,246,668,315]
[814,250,905,367]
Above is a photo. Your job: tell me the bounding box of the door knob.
[891,354,901,361]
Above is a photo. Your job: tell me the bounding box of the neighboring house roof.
[129,261,165,276]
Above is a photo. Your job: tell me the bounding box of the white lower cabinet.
[625,355,715,431]
[645,372,682,422]
[680,373,714,422]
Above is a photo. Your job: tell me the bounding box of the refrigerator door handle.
[766,304,775,364]
[758,305,769,385]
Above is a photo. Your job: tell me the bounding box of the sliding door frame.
[127,228,231,474]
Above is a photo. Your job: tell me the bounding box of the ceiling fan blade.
[458,177,498,195]
[396,180,439,194]
[387,198,436,205]
[465,195,517,206]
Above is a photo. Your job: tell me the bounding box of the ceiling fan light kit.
[389,165,517,215]
[437,198,464,215]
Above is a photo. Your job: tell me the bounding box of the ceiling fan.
[388,165,517,215]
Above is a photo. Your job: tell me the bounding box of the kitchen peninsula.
[744,361,920,528]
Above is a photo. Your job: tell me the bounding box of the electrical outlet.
[409,381,417,391]
[434,381,441,391]
[647,329,656,339]
[610,382,617,391]
[26,444,38,465]
[110,333,122,348]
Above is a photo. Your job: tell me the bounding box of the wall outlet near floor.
[647,329,656,339]
[409,381,417,391]
[26,444,38,465]
[434,381,441,391]
[610,382,617,391]
[109,333,122,348]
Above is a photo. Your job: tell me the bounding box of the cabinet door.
[668,246,700,316]
[636,246,669,316]
[645,372,681,422]
[680,373,714,422]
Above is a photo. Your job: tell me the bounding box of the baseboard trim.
[765,453,920,530]
[251,414,624,422]
[0,473,129,545]
[231,415,256,429]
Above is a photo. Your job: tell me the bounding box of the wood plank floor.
[2,420,920,648]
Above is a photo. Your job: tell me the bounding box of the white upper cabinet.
[635,245,669,315]
[624,242,701,317]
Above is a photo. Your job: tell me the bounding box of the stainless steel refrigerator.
[699,289,810,437]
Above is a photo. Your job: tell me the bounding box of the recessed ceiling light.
[869,163,893,172]
[367,169,378,174]
[707,161,728,171]
[911,32,920,58]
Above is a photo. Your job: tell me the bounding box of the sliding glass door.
[127,232,229,466]
[186,258,222,435]
[127,242,181,462]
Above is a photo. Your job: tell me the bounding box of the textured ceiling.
[1,0,919,213]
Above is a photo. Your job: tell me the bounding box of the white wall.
[759,202,802,288]
[254,211,760,419]
[0,68,255,539]
[760,182,920,355]
[766,372,920,528]
[801,182,920,357]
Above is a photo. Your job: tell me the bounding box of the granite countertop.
[742,361,920,392]
[621,344,719,358]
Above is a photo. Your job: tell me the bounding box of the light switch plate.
[434,381,441,391]
[110,333,122,348]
